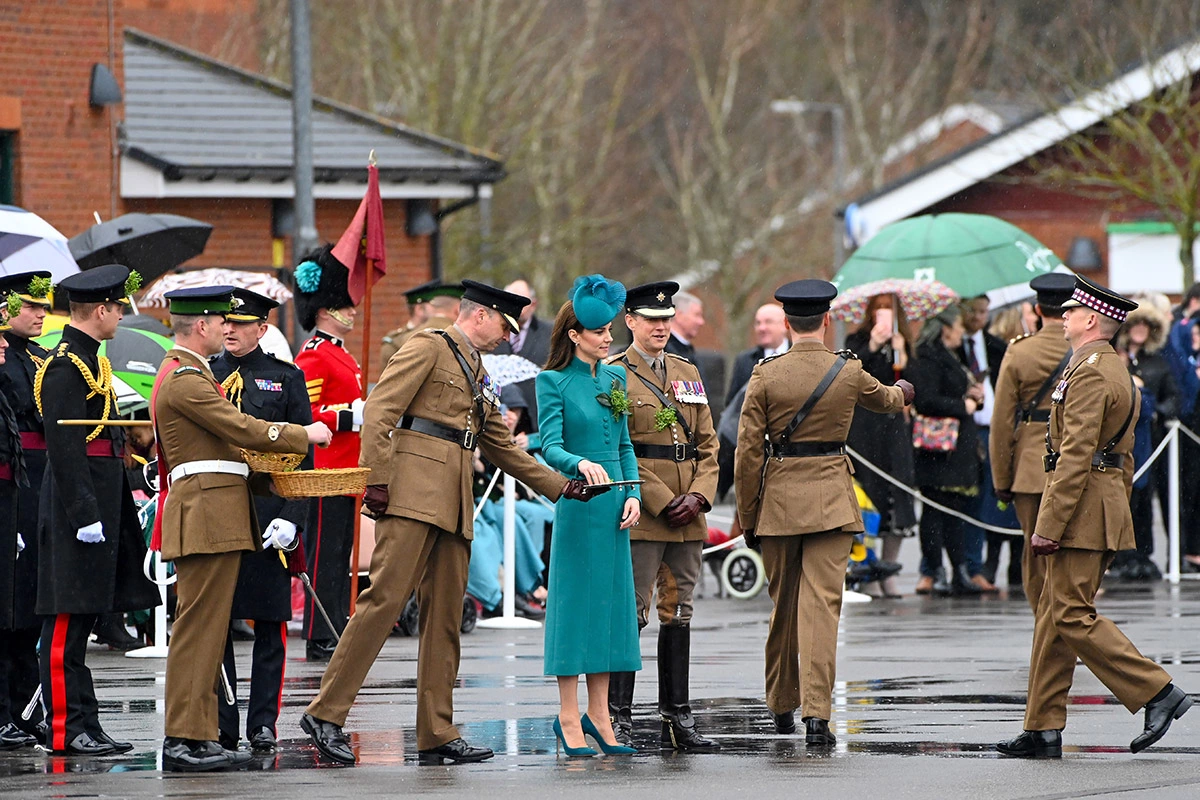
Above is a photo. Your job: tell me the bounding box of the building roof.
[847,38,1200,241]
[121,29,504,191]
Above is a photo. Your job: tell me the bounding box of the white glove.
[262,518,298,551]
[351,397,366,430]
[77,522,105,544]
[15,533,24,554]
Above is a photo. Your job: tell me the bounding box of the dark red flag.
[332,162,387,304]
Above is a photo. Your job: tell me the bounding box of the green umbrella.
[833,213,1065,307]
[37,326,172,407]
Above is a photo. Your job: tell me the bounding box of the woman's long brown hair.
[855,292,915,353]
[543,301,584,372]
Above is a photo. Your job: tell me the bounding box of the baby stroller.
[703,524,765,599]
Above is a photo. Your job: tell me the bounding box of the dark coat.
[726,346,764,406]
[212,346,314,621]
[0,377,27,629]
[906,339,982,490]
[493,314,552,368]
[36,325,159,615]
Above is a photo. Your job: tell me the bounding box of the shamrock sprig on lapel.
[653,406,678,431]
[596,379,631,420]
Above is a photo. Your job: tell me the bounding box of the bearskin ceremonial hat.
[293,244,354,330]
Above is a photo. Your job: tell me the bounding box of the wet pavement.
[4,561,1200,798]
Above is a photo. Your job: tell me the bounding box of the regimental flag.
[332,162,387,304]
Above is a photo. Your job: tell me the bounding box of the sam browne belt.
[769,440,846,458]
[1043,451,1125,473]
[633,442,698,462]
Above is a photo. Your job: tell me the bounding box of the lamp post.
[770,99,846,268]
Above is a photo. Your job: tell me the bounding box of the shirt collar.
[631,344,665,367]
[173,344,215,376]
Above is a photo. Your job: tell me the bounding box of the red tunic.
[294,331,362,469]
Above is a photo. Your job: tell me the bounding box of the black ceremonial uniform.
[211,345,313,746]
[37,320,159,754]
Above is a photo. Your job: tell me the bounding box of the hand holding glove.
[262,518,298,550]
[351,397,366,429]
[363,484,390,517]
[664,492,707,527]
[894,379,916,405]
[561,479,595,502]
[77,522,105,544]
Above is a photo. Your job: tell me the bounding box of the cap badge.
[656,292,666,302]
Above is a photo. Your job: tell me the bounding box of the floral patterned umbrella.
[138,268,292,307]
[830,278,958,325]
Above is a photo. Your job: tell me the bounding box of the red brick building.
[0,2,502,382]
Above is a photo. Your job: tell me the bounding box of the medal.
[1051,378,1068,404]
[480,375,499,407]
[670,380,708,405]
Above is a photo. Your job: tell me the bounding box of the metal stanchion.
[476,474,541,630]
[1168,420,1181,586]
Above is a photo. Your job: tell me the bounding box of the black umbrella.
[68,213,213,281]
[119,313,173,338]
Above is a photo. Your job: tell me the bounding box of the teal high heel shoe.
[581,713,637,754]
[553,717,597,757]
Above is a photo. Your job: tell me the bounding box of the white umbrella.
[139,268,292,307]
[481,354,542,387]
[0,205,81,281]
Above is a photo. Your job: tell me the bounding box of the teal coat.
[536,357,642,676]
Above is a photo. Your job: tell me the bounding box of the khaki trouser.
[1024,547,1171,730]
[761,530,853,721]
[165,551,242,740]
[306,516,470,750]
[631,539,703,628]
[1012,493,1044,614]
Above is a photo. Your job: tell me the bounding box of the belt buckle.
[1095,455,1107,472]
[674,443,688,462]
[461,429,477,450]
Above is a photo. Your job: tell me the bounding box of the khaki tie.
[653,357,666,383]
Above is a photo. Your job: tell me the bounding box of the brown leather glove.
[995,488,1014,503]
[665,492,707,527]
[894,379,916,405]
[363,484,389,517]
[562,479,595,502]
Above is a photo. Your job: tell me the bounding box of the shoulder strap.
[1101,375,1138,455]
[1017,349,1072,427]
[779,355,847,444]
[620,355,694,442]
[436,330,487,431]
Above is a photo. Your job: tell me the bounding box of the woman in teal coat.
[537,275,642,756]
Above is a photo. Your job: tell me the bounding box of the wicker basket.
[241,449,305,473]
[271,467,370,498]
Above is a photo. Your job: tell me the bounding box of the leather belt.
[1043,451,1124,473]
[168,459,250,483]
[397,415,477,450]
[769,441,846,458]
[19,432,46,450]
[1021,410,1050,423]
[633,442,698,462]
[85,439,123,458]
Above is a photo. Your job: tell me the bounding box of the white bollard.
[127,549,171,659]
[476,473,542,630]
[1168,421,1181,586]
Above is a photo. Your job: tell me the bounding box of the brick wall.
[124,0,261,72]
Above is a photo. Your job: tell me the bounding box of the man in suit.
[493,278,551,367]
[154,286,329,771]
[301,280,593,766]
[735,280,912,747]
[955,295,1009,592]
[726,303,789,406]
[606,281,721,752]
[666,290,705,363]
[36,265,161,757]
[990,274,1074,609]
[997,276,1191,759]
[380,281,464,365]
[211,288,314,754]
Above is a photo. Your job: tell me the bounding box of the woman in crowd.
[536,275,641,757]
[845,293,916,598]
[1113,300,1178,580]
[904,306,984,596]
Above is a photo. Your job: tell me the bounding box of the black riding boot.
[658,625,720,752]
[608,671,636,747]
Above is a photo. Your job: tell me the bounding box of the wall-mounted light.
[1065,236,1102,271]
[88,64,123,107]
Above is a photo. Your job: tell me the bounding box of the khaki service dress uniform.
[306,324,568,751]
[1023,338,1173,731]
[735,339,904,723]
[989,319,1070,611]
[155,347,309,742]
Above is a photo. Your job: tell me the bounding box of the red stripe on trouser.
[276,622,288,721]
[50,614,70,751]
[305,499,323,638]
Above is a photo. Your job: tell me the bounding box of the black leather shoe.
[306,640,337,663]
[218,731,239,752]
[0,722,36,750]
[1131,684,1193,753]
[995,729,1062,758]
[771,711,796,734]
[248,726,277,754]
[162,737,252,772]
[93,729,134,754]
[417,737,494,765]
[300,713,355,764]
[512,593,546,620]
[804,717,836,747]
[92,614,141,651]
[55,731,118,756]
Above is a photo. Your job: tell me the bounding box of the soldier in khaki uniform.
[997,276,1191,759]
[605,281,720,752]
[735,280,911,747]
[154,287,331,772]
[302,280,592,766]
[990,273,1074,608]
[379,280,463,365]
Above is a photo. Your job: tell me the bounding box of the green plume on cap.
[27,275,52,299]
[124,270,143,296]
[5,292,22,319]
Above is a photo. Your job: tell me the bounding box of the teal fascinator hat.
[570,274,627,329]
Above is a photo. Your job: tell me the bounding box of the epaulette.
[834,348,860,361]
[757,353,784,366]
[1085,351,1101,365]
[665,352,692,364]
[603,351,627,366]
[174,365,204,376]
[1009,332,1033,346]
[55,342,69,355]
[264,352,299,369]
